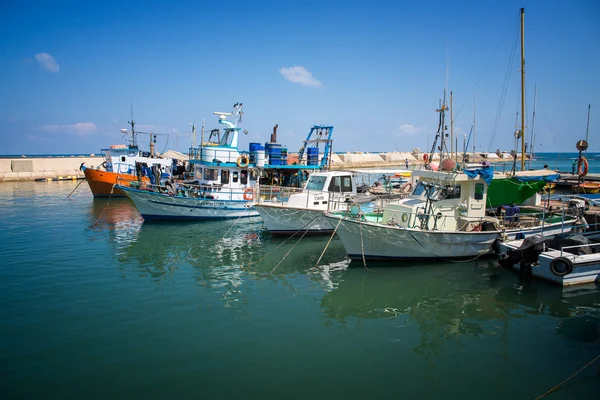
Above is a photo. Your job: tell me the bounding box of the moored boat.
[81,119,173,197]
[498,233,600,286]
[324,167,583,261]
[118,103,335,221]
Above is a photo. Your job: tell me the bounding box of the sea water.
[0,179,599,399]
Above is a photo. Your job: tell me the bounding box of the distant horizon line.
[0,150,596,159]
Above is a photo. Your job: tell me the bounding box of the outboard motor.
[568,199,587,217]
[498,234,550,276]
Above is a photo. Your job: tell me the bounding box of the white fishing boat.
[118,103,336,221]
[118,103,260,220]
[323,88,585,261]
[498,233,600,286]
[324,166,584,261]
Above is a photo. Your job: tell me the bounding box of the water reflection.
[320,263,600,351]
[86,198,143,250]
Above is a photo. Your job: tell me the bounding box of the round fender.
[549,257,573,276]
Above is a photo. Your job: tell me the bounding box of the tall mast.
[473,96,476,158]
[520,7,526,170]
[585,104,591,156]
[450,91,454,160]
[528,82,537,169]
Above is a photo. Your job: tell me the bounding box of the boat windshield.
[305,176,327,191]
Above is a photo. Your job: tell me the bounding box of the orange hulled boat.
[81,120,174,197]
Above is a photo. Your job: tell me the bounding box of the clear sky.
[1,0,599,155]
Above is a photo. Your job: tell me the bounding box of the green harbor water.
[1,181,599,399]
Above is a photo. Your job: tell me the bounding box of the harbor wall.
[0,156,104,181]
[0,151,530,181]
[328,151,529,169]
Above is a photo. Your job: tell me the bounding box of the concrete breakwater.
[0,156,104,182]
[0,150,527,182]
[329,150,528,169]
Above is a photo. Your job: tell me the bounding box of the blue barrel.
[249,142,261,152]
[307,147,319,165]
[268,143,282,165]
[249,142,261,164]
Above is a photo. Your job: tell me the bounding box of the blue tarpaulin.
[463,166,494,186]
[512,174,559,182]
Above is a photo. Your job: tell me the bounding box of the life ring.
[423,153,429,163]
[549,257,573,276]
[243,188,254,201]
[237,154,250,168]
[577,156,588,177]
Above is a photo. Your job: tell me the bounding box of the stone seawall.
[0,156,104,181]
[328,151,529,169]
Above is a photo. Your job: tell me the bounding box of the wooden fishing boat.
[81,119,173,197]
[572,181,600,194]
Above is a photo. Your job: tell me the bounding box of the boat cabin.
[381,169,492,231]
[284,170,359,210]
[101,144,173,177]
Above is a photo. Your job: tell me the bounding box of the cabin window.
[475,183,484,200]
[232,171,239,183]
[341,176,352,192]
[328,176,352,192]
[306,176,327,191]
[443,185,461,199]
[204,168,218,181]
[249,169,258,182]
[240,170,248,184]
[195,167,203,180]
[121,156,126,162]
[221,169,230,184]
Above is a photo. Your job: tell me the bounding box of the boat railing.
[189,146,246,164]
[253,185,364,211]
[338,204,580,232]
[559,242,600,257]
[116,176,248,201]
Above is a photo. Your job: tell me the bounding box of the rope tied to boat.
[534,352,600,399]
[92,184,116,227]
[246,213,321,270]
[218,207,254,242]
[66,178,86,199]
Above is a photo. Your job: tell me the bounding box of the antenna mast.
[585,104,591,156]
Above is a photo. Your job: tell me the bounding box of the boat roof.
[342,168,412,176]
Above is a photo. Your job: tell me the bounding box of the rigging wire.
[454,13,521,120]
[487,21,521,152]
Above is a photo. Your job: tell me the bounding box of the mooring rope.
[312,214,345,270]
[92,184,116,227]
[534,352,600,399]
[66,178,86,199]
[218,206,253,242]
[359,215,368,270]
[271,226,312,273]
[246,213,321,269]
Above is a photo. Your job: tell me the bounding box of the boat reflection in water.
[87,198,144,250]
[319,261,600,355]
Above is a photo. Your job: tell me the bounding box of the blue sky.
[1,0,599,155]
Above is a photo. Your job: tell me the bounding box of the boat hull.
[254,204,333,235]
[324,214,580,260]
[82,166,133,197]
[572,182,600,194]
[500,240,600,286]
[122,187,259,220]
